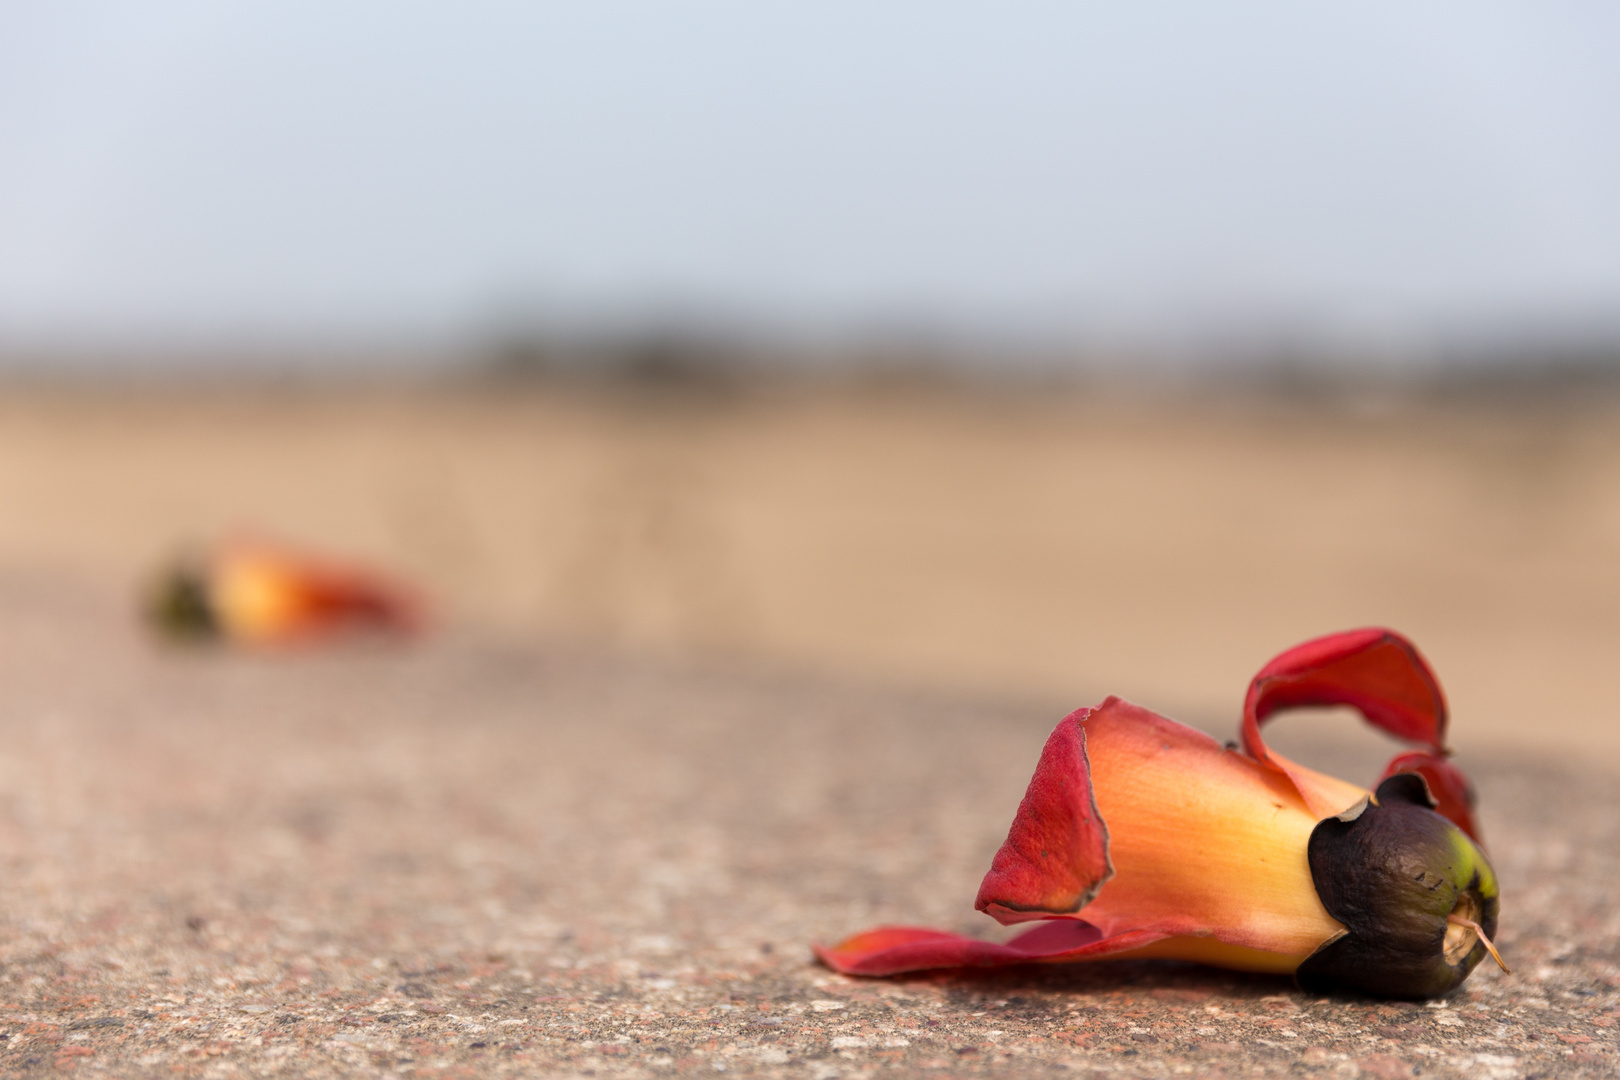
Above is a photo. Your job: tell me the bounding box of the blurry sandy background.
[2,378,1616,763]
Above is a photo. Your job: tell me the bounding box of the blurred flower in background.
[148,537,422,646]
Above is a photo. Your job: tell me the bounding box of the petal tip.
[973,710,1113,924]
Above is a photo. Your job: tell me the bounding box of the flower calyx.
[1296,773,1501,999]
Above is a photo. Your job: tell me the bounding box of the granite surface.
[0,584,1615,1077]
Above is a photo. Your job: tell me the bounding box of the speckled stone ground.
[0,579,1615,1077]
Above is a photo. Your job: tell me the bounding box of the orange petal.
[211,542,420,644]
[1254,746,1371,822]
[1072,697,1347,960]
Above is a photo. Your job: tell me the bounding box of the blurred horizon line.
[3,320,1620,396]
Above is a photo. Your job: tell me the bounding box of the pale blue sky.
[2,2,1618,361]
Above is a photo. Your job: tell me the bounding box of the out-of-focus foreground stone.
[0,581,1615,1078]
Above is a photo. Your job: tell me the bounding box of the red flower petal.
[973,710,1112,924]
[213,541,423,643]
[1241,628,1464,821]
[814,921,1167,977]
[1243,628,1448,758]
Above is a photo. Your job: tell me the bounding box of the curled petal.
[1244,628,1447,754]
[1241,628,1449,818]
[974,711,1111,923]
[1379,751,1481,842]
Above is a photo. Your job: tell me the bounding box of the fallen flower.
[816,629,1502,999]
[148,538,422,645]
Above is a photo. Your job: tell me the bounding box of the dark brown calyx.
[1296,773,1501,1000]
[148,566,221,640]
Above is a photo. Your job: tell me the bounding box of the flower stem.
[1446,915,1510,973]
